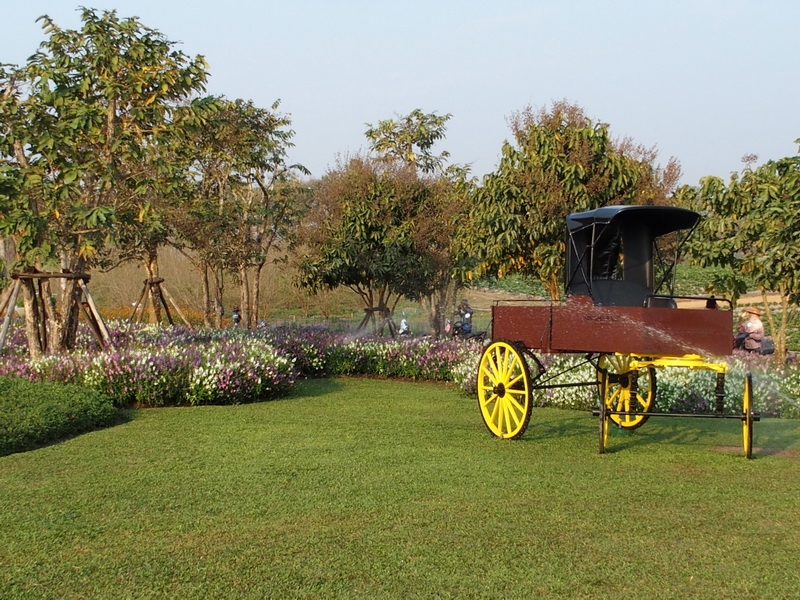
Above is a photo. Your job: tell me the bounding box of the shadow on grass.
[289,377,347,399]
[746,418,800,458]
[596,415,800,458]
[1,407,137,458]
[521,410,594,443]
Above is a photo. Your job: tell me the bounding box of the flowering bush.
[1,322,296,407]
[0,319,798,416]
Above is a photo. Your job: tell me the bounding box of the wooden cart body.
[491,296,733,357]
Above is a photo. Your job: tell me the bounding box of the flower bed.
[0,321,798,416]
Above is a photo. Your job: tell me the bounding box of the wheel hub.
[494,383,506,397]
[609,372,630,387]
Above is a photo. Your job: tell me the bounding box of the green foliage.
[0,8,216,355]
[474,274,549,296]
[177,97,309,326]
[0,377,118,456]
[0,8,212,271]
[462,101,671,298]
[296,157,447,313]
[365,108,452,174]
[672,262,754,296]
[676,142,800,361]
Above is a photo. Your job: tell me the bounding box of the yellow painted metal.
[743,374,753,459]
[598,353,728,429]
[599,401,610,454]
[630,353,728,374]
[477,341,532,439]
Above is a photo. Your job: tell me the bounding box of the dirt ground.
[677,290,783,310]
[460,288,539,314]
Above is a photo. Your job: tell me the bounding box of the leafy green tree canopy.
[178,96,309,327]
[0,7,212,272]
[296,156,428,319]
[462,100,673,298]
[676,142,800,361]
[365,108,452,174]
[0,8,212,355]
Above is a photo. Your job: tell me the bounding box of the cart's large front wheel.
[597,354,656,430]
[477,340,533,439]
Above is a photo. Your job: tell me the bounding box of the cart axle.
[591,408,760,422]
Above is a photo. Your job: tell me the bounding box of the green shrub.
[474,274,548,297]
[0,377,119,457]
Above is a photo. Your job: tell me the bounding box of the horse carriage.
[476,205,758,457]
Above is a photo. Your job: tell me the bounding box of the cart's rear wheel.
[477,340,532,439]
[743,373,754,459]
[597,355,656,430]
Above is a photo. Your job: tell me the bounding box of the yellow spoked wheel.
[597,354,656,430]
[477,340,533,439]
[743,373,754,459]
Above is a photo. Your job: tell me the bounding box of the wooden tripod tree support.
[129,278,193,329]
[0,271,111,353]
[356,305,398,337]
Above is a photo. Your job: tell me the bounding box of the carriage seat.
[644,296,678,309]
[590,279,652,307]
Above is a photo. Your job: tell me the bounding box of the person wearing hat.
[735,306,764,351]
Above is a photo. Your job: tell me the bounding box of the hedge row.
[0,378,118,456]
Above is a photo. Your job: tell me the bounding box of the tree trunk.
[213,268,224,328]
[545,273,561,301]
[1,237,15,278]
[53,252,79,352]
[201,260,211,328]
[253,260,265,325]
[239,265,250,328]
[423,280,459,338]
[59,278,83,351]
[763,288,790,366]
[21,278,43,360]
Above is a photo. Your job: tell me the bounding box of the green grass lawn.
[1,378,799,599]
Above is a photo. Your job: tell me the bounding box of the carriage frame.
[476,205,758,457]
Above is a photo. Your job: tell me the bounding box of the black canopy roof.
[566,205,700,238]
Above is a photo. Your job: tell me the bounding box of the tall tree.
[176,98,308,327]
[461,100,674,299]
[0,8,211,355]
[296,156,429,332]
[676,143,800,362]
[365,109,472,335]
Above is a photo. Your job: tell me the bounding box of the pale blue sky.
[2,1,798,185]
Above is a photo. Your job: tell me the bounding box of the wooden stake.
[79,279,110,344]
[160,284,193,329]
[0,279,22,352]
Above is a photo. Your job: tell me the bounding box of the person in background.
[457,298,473,333]
[735,307,764,351]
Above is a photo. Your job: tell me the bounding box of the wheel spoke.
[479,392,498,410]
[488,397,501,426]
[506,372,525,389]
[505,390,527,414]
